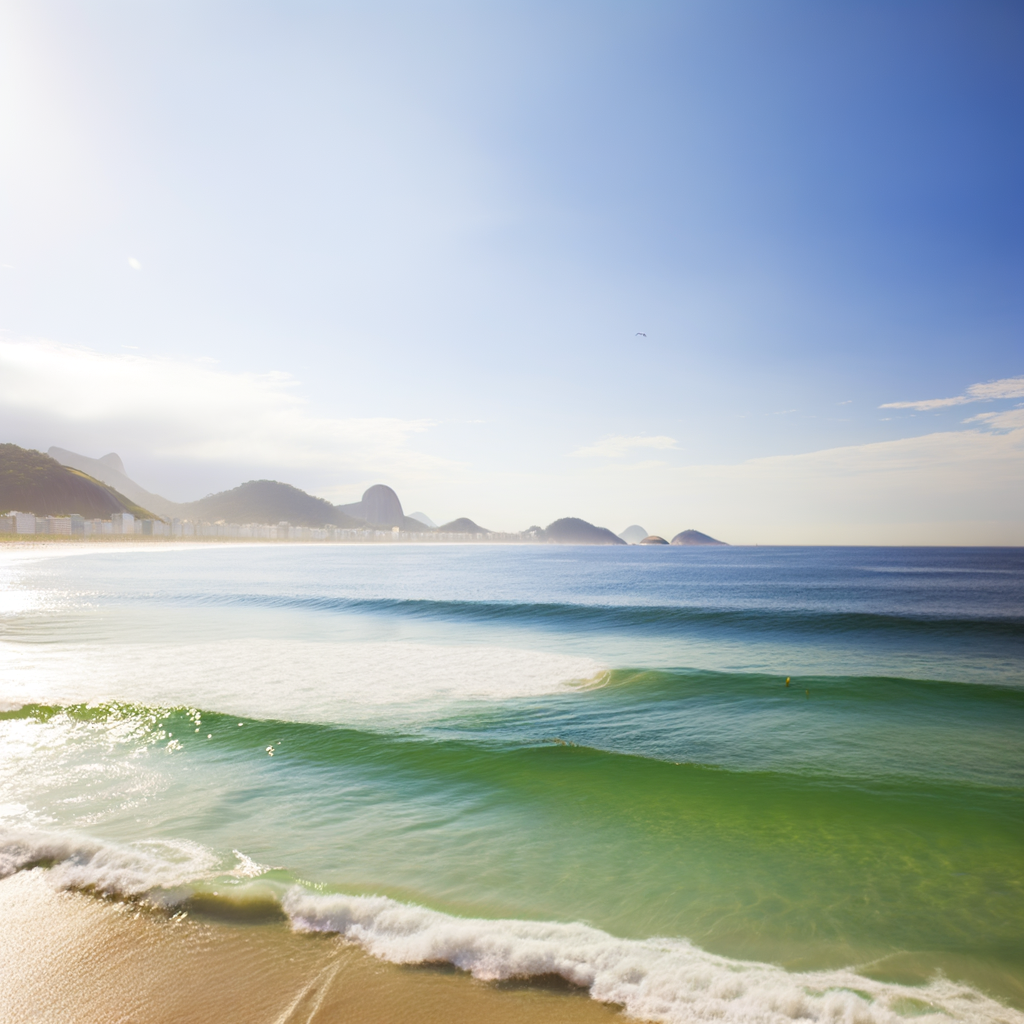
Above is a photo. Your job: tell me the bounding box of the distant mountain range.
[1,444,729,544]
[46,448,427,529]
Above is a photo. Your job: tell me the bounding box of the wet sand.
[0,870,627,1024]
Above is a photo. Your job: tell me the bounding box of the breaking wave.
[1,828,1020,1024]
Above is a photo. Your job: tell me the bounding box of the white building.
[111,513,135,535]
[13,512,35,534]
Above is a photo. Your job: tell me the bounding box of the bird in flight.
[635,332,646,337]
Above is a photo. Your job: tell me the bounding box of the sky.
[0,0,1021,543]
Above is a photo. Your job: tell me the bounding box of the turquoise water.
[1,545,1021,1023]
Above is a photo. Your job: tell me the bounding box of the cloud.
[551,412,1024,545]
[965,376,1024,401]
[881,396,968,411]
[0,338,454,495]
[962,406,1024,430]
[571,434,678,458]
[881,375,1024,411]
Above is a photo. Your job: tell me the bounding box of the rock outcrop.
[337,484,427,530]
[640,535,669,544]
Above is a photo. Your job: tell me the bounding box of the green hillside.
[437,517,490,534]
[174,479,368,528]
[0,444,158,519]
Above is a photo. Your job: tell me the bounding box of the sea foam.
[1,829,1019,1024]
[282,889,1022,1024]
[0,639,607,725]
[0,829,219,899]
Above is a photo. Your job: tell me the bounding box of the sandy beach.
[0,870,625,1024]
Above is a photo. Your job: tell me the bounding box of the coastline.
[0,870,624,1024]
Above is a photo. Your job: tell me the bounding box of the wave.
[0,829,219,899]
[6,686,1023,793]
[284,889,1017,1024]
[1,827,1018,1024]
[167,593,1024,639]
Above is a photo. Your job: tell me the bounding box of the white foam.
[283,890,1022,1024]
[1,829,1018,1024]
[0,829,218,899]
[0,639,607,724]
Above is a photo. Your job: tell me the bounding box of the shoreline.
[0,870,625,1024]
[4,866,1023,1024]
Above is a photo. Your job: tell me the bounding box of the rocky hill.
[0,444,156,518]
[671,529,727,545]
[542,517,626,545]
[175,480,367,529]
[337,484,429,531]
[437,517,489,534]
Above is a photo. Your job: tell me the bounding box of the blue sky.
[0,1,1021,541]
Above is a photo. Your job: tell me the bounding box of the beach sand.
[0,870,627,1024]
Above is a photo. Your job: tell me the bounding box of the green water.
[0,544,1022,1019]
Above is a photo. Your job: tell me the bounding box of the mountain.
[640,535,669,544]
[97,452,126,474]
[337,484,429,531]
[670,529,728,546]
[542,517,626,545]
[437,517,489,534]
[618,525,649,544]
[0,444,157,519]
[408,511,438,529]
[174,480,366,529]
[48,447,180,517]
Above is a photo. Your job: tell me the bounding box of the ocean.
[0,543,1021,1024]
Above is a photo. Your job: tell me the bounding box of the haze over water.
[1,543,1022,1023]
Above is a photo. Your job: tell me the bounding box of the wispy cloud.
[0,338,453,491]
[571,434,678,458]
[962,407,1024,431]
[881,375,1024,411]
